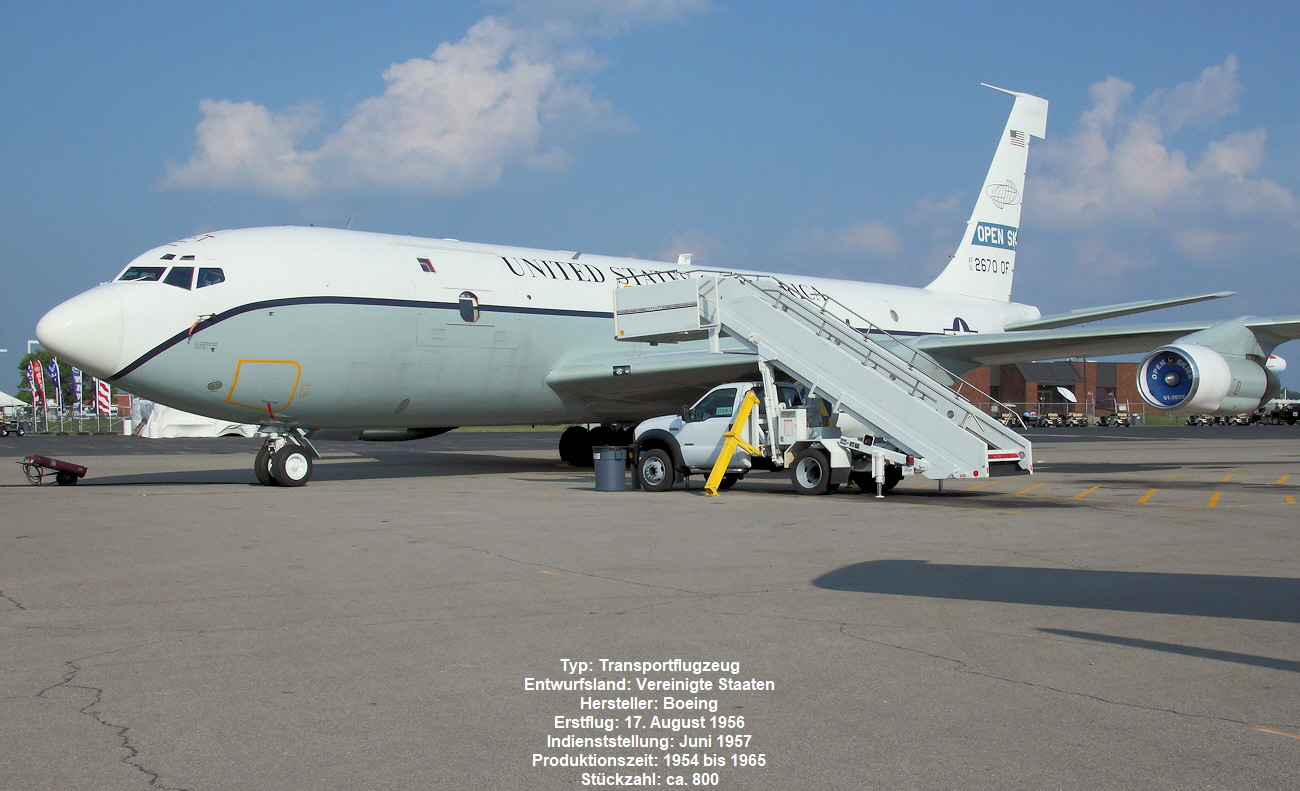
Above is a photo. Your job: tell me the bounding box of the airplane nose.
[35,287,125,379]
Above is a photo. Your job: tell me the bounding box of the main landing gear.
[255,429,318,487]
[558,424,634,467]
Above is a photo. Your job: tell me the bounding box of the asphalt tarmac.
[2,427,1297,789]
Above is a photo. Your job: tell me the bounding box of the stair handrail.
[682,270,1026,428]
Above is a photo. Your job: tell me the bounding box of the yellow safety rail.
[704,391,762,497]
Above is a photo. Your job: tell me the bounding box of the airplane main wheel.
[271,445,313,487]
[558,425,592,467]
[790,448,832,495]
[254,445,277,486]
[637,449,676,492]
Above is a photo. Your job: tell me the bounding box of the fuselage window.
[418,258,436,273]
[196,268,226,288]
[458,291,481,323]
[163,266,195,290]
[160,254,176,260]
[118,266,165,282]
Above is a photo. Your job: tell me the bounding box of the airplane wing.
[546,347,759,419]
[547,315,1300,421]
[914,316,1300,373]
[1003,292,1235,331]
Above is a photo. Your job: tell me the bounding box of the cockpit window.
[197,268,225,288]
[118,266,165,282]
[163,266,194,289]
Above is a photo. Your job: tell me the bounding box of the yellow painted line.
[1287,495,1296,505]
[1276,474,1291,485]
[963,481,998,491]
[1014,483,1045,496]
[1252,724,1300,740]
[1221,473,1235,482]
[1166,474,1179,480]
[541,570,567,577]
[1137,489,1158,504]
[1206,492,1222,508]
[1072,486,1099,500]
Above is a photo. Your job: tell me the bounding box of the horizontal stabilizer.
[1004,292,1236,331]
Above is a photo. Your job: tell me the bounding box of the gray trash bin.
[592,446,628,491]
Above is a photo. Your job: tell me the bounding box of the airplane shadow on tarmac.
[812,560,1300,624]
[1037,629,1300,673]
[75,452,580,487]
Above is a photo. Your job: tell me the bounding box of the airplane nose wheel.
[256,430,317,487]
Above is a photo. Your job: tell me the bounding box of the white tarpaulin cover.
[140,403,258,439]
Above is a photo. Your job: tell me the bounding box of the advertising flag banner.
[96,379,112,415]
[47,360,62,408]
[72,367,83,403]
[27,362,42,405]
[31,362,46,406]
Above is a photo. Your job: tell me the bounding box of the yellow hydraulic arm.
[704,391,762,497]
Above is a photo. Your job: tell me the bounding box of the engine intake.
[1137,345,1279,414]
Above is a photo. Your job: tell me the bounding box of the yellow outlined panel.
[225,359,302,414]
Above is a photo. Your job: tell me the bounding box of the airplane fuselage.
[37,226,1039,429]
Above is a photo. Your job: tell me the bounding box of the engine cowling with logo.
[1137,345,1281,414]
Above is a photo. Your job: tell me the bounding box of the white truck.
[632,380,916,497]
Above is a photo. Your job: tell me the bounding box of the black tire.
[15,427,24,437]
[558,425,592,467]
[850,466,902,495]
[0,428,8,436]
[254,445,277,486]
[55,470,78,486]
[790,448,832,495]
[718,473,741,491]
[271,445,313,487]
[637,448,676,492]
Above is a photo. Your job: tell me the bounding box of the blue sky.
[4,1,1299,389]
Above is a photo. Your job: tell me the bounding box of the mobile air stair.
[612,273,1032,484]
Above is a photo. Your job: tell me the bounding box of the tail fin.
[925,84,1048,302]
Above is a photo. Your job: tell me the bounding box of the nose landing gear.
[255,428,317,487]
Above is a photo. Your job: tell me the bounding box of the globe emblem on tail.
[985,180,1021,208]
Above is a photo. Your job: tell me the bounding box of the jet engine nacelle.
[1137,344,1281,414]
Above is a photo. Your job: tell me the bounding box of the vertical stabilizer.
[925,85,1048,302]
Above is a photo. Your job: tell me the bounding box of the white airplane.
[36,86,1300,486]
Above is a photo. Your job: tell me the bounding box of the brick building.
[960,360,1141,413]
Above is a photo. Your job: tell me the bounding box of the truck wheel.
[638,448,676,492]
[790,448,832,495]
[718,473,741,491]
[850,467,902,495]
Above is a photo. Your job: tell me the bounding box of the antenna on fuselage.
[345,217,354,230]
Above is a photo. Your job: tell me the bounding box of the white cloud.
[163,4,708,196]
[1030,56,1296,230]
[162,100,319,196]
[1017,57,1300,312]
